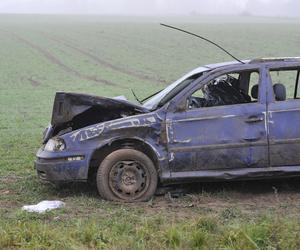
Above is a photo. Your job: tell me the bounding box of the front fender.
[60,112,171,180]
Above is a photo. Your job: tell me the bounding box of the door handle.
[245,116,264,123]
[243,137,260,142]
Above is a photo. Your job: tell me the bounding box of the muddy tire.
[96,149,157,202]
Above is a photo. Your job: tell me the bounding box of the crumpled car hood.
[45,92,149,142]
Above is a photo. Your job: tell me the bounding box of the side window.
[188,70,259,109]
[269,69,300,101]
[248,72,260,102]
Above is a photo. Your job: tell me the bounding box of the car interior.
[188,71,260,109]
[187,68,300,109]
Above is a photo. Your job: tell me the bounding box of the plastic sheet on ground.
[22,200,65,213]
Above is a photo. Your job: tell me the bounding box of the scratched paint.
[70,123,105,142]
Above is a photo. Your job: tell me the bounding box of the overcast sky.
[0,0,299,17]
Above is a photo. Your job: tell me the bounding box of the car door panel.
[268,100,300,166]
[167,103,268,172]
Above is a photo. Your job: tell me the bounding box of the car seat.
[251,84,259,100]
[273,83,286,101]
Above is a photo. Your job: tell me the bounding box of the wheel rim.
[109,160,149,200]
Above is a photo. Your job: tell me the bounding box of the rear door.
[267,66,300,166]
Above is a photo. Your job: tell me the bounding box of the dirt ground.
[2,177,298,219]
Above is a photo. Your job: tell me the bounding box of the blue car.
[35,57,300,202]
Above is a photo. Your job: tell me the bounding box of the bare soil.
[36,178,300,218]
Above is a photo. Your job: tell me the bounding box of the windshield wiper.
[141,89,163,103]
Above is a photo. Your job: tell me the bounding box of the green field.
[1,14,300,249]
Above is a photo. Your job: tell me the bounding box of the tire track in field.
[3,30,118,87]
[28,76,42,87]
[41,32,167,84]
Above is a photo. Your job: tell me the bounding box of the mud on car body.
[35,57,300,202]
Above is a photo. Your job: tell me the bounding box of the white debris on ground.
[22,200,65,213]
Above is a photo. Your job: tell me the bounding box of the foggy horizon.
[0,0,300,17]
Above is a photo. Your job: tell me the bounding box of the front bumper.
[35,148,90,183]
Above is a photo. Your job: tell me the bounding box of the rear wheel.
[96,149,157,202]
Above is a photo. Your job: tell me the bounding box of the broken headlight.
[44,138,66,152]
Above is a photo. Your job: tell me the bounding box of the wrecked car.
[35,57,300,202]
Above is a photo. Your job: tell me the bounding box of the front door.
[166,69,269,173]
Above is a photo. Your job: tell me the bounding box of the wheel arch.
[88,137,161,182]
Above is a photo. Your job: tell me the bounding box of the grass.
[0,207,299,249]
[0,14,300,249]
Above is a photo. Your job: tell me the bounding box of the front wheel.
[96,149,157,202]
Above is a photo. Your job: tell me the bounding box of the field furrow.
[3,30,119,87]
[40,31,167,84]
